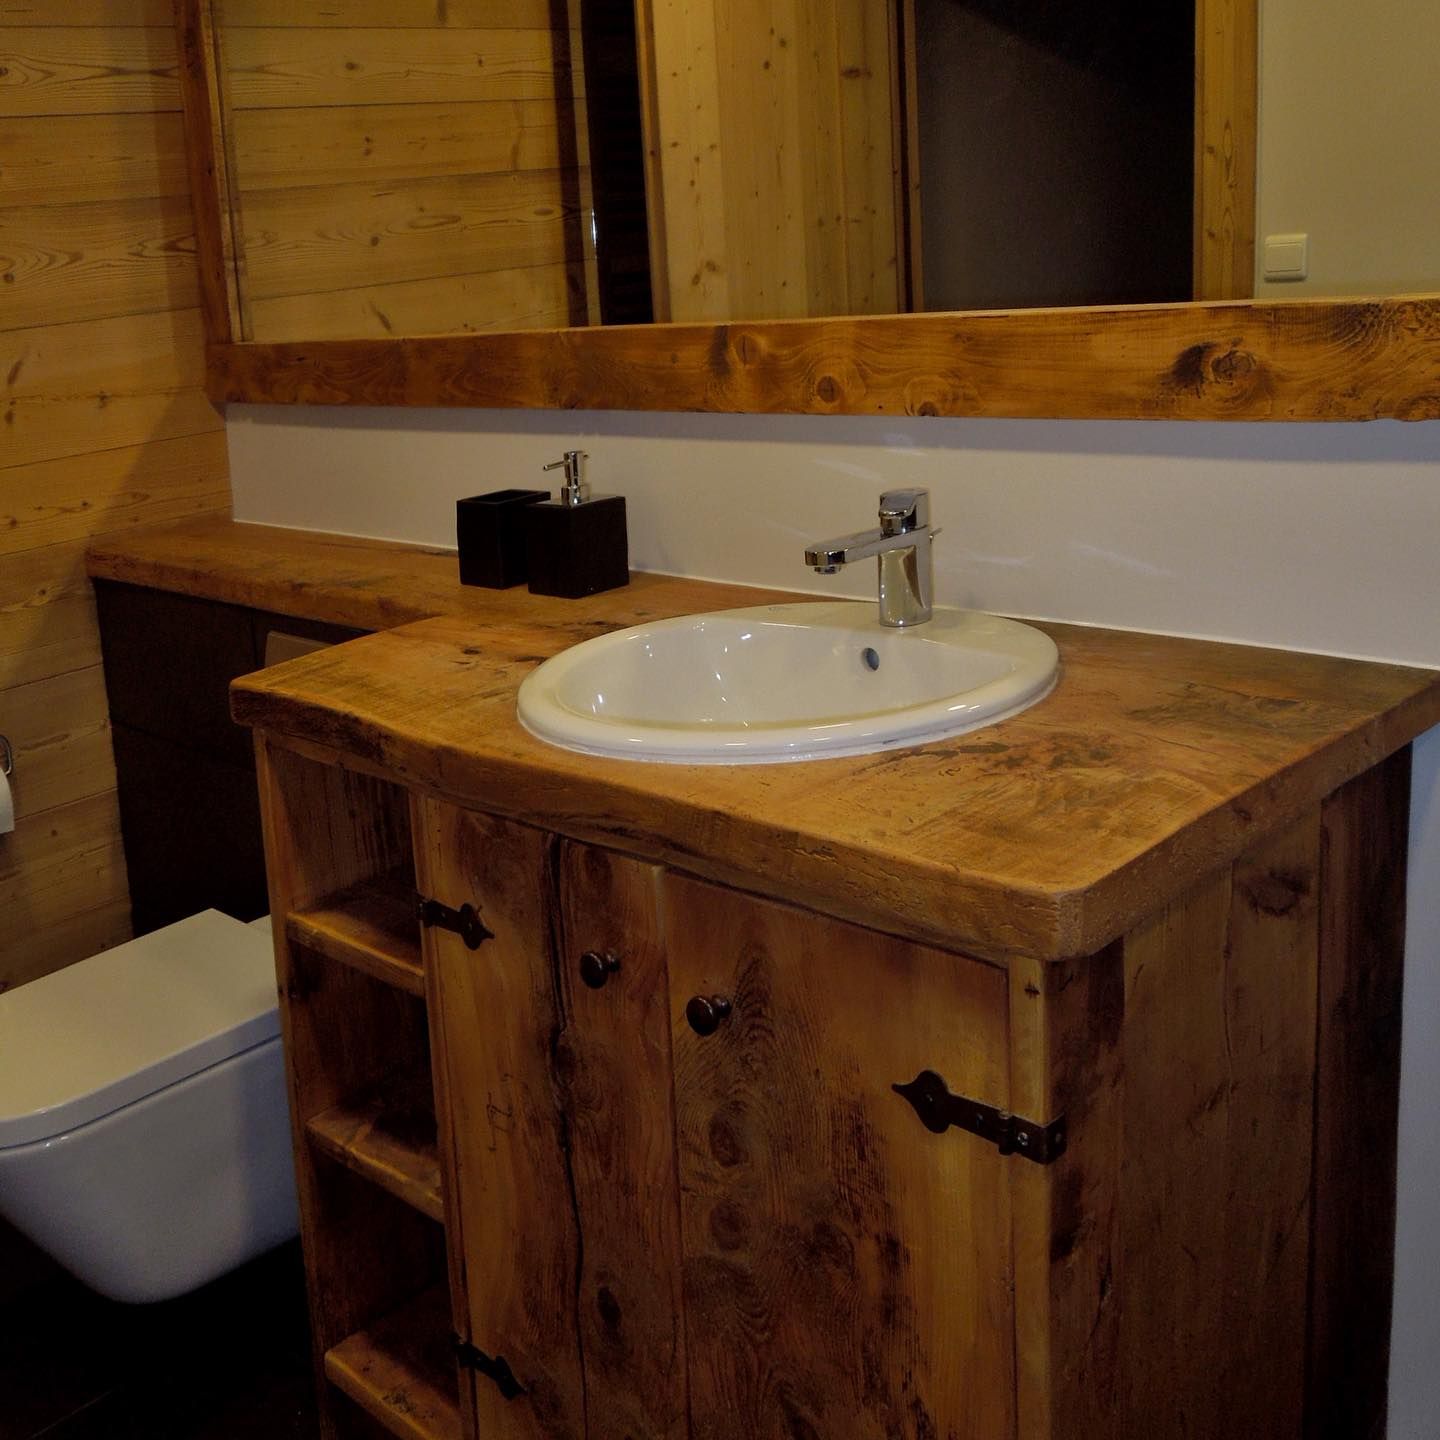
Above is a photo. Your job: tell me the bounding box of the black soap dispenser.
[525,450,630,598]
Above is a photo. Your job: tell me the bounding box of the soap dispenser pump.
[525,449,630,598]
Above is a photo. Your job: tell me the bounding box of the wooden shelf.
[306,1092,444,1223]
[287,870,424,995]
[325,1284,461,1440]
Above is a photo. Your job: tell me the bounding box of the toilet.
[0,910,298,1303]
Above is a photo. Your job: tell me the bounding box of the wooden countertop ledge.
[86,515,795,632]
[90,520,1440,966]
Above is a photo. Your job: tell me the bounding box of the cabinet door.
[551,840,689,1440]
[415,801,585,1440]
[661,873,1016,1440]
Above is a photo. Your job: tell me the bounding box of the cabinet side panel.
[256,738,440,1440]
[1215,816,1321,1431]
[414,799,585,1440]
[662,872,1015,1440]
[1118,813,1320,1440]
[412,793,479,1439]
[1307,747,1410,1440]
[553,841,689,1440]
[1008,945,1124,1440]
[257,738,414,914]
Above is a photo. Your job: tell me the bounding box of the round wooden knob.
[579,950,621,989]
[685,994,733,1036]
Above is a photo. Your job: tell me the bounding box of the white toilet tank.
[0,911,299,1303]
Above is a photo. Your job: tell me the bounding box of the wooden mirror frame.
[178,0,1440,422]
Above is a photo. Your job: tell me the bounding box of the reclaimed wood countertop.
[86,514,795,632]
[89,519,1440,965]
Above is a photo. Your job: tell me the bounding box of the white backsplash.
[230,406,1440,664]
[228,402,1440,1438]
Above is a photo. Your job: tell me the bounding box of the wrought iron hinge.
[893,1069,1067,1165]
[417,895,493,950]
[453,1336,525,1400]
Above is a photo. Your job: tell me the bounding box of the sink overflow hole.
[861,647,881,671]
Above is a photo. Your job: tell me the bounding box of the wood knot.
[595,1284,622,1337]
[708,1200,749,1251]
[707,325,732,380]
[1241,868,1310,917]
[1167,340,1264,399]
[707,1112,747,1167]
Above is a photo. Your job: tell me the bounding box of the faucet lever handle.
[878,488,929,536]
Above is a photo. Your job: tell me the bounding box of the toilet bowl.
[0,910,298,1303]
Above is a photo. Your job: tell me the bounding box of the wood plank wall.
[0,0,231,991]
[219,0,597,343]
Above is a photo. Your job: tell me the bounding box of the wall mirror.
[178,0,1440,420]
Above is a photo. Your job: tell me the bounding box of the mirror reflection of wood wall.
[218,0,603,343]
[637,0,907,323]
[209,0,1253,340]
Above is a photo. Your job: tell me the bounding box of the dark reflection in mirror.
[913,0,1194,310]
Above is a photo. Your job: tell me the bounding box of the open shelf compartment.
[306,1087,444,1223]
[287,867,424,995]
[325,1282,462,1440]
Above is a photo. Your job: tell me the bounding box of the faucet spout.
[803,527,897,570]
[804,489,934,626]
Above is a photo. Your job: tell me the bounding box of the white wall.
[229,403,1440,1437]
[1256,0,1440,297]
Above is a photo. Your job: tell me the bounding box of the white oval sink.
[517,601,1058,765]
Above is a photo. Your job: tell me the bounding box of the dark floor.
[0,1232,318,1440]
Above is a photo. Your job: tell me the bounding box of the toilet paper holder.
[1,734,12,776]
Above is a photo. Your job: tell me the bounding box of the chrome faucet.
[804,489,935,626]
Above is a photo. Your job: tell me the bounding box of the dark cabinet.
[95,580,362,934]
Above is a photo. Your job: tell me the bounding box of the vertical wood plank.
[1119,814,1320,1440]
[553,841,689,1440]
[1306,748,1411,1440]
[174,0,239,344]
[1194,0,1258,300]
[639,0,899,322]
[896,0,923,310]
[1216,816,1321,1432]
[1007,945,1124,1440]
[644,0,730,321]
[662,872,1014,1440]
[412,792,478,1440]
[630,0,672,321]
[833,0,902,314]
[414,799,585,1440]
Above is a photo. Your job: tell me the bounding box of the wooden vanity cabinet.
[417,800,1017,1440]
[257,735,1408,1440]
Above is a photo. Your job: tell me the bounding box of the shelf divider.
[287,869,424,995]
[306,1092,444,1223]
[325,1283,462,1440]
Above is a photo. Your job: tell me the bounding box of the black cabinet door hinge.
[417,895,493,950]
[893,1069,1067,1165]
[453,1336,525,1400]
